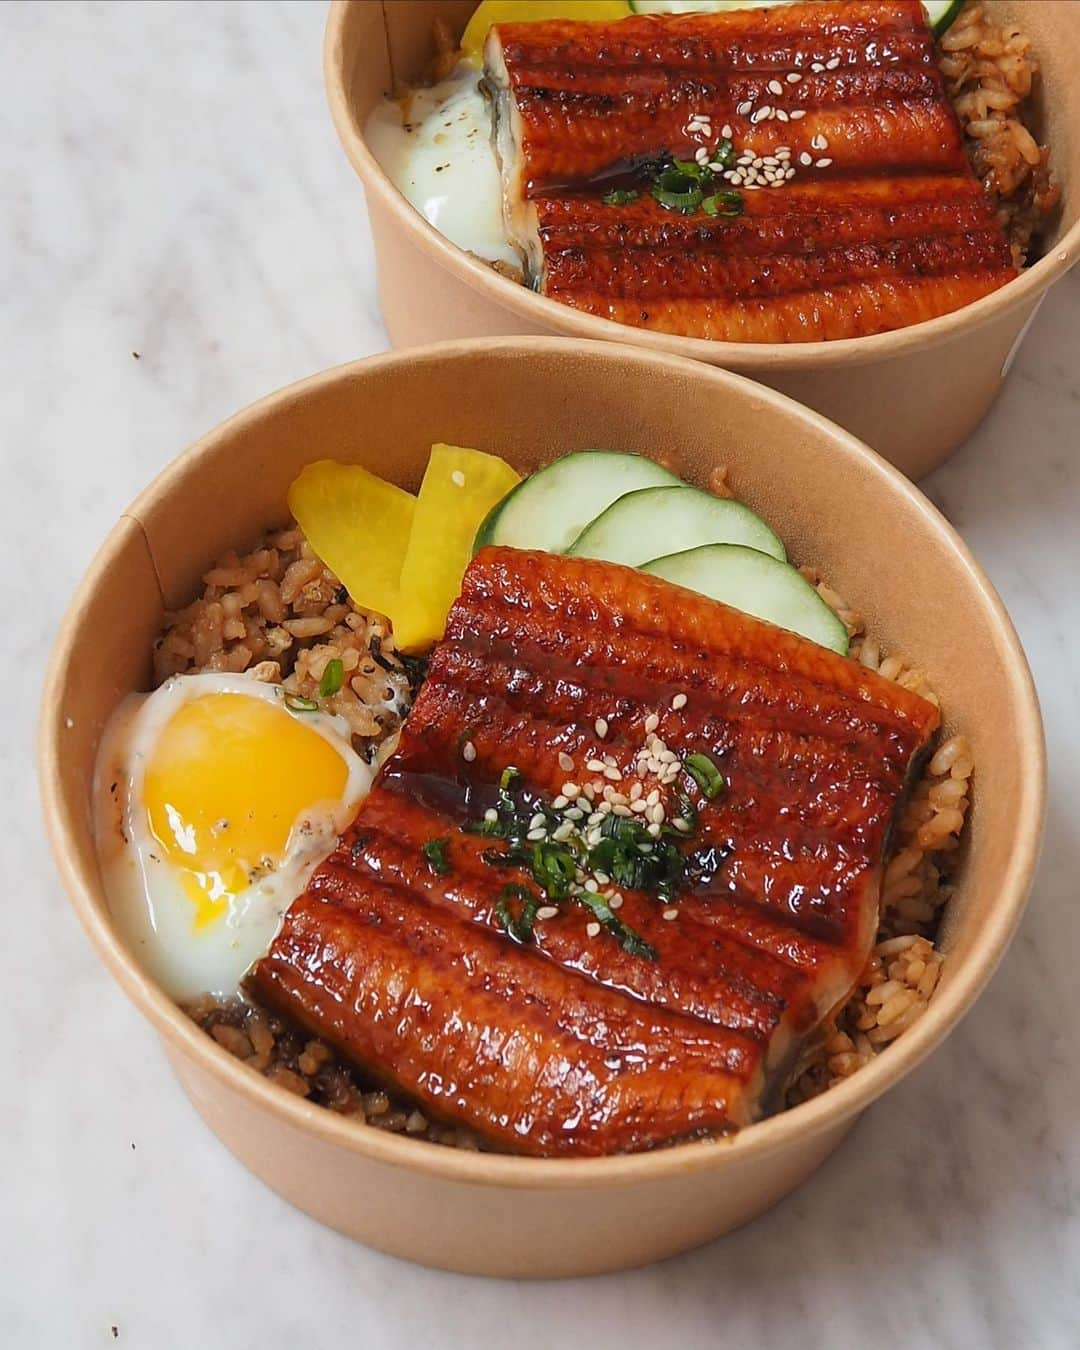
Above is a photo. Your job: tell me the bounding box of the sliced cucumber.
[568,484,786,567]
[474,451,682,554]
[642,544,849,653]
[631,0,961,34]
[922,0,963,33]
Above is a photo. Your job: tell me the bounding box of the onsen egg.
[365,65,520,268]
[94,672,374,1001]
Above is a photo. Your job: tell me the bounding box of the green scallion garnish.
[602,188,640,206]
[422,837,452,876]
[702,190,743,218]
[499,765,520,792]
[495,884,539,944]
[685,752,725,799]
[652,167,703,214]
[319,658,344,698]
[576,889,657,962]
[284,692,319,714]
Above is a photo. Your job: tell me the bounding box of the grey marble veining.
[4,3,1078,1346]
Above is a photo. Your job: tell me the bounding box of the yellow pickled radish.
[394,444,521,652]
[460,1,632,64]
[287,459,416,622]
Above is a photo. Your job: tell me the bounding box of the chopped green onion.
[422,837,452,876]
[712,138,735,168]
[284,692,319,713]
[576,890,657,962]
[672,157,709,182]
[652,167,703,214]
[702,190,743,218]
[499,765,520,792]
[685,752,725,799]
[602,188,640,206]
[318,658,344,698]
[531,841,577,900]
[495,884,539,944]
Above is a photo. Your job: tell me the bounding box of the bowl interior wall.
[59,344,1038,996]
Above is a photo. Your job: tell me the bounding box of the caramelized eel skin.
[254,549,940,1156]
[485,0,1017,341]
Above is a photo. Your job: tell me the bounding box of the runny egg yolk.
[143,693,349,930]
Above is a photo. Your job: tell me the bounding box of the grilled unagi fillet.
[483,0,1017,342]
[254,548,940,1156]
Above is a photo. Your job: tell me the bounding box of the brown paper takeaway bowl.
[40,340,1044,1277]
[324,0,1080,480]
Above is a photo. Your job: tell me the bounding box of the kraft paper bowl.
[325,0,1079,479]
[40,338,1044,1277]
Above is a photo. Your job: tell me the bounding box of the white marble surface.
[5,2,1079,1345]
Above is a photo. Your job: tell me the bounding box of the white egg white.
[365,63,519,267]
[93,673,374,1003]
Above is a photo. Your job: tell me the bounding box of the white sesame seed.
[537,905,559,920]
[721,123,733,139]
[610,895,624,910]
[649,803,666,825]
[811,134,828,151]
[763,168,777,182]
[586,921,601,938]
[707,162,725,173]
[799,151,813,166]
[752,156,764,169]
[585,878,599,893]
[595,717,609,739]
[597,800,612,815]
[583,783,596,800]
[695,146,710,165]
[591,780,603,796]
[768,79,783,96]
[646,788,660,806]
[588,811,603,826]
[529,812,545,829]
[629,782,643,801]
[565,808,584,821]
[816,157,833,168]
[787,71,802,84]
[826,56,841,70]
[660,749,678,764]
[484,808,498,823]
[811,61,824,73]
[558,751,574,773]
[784,166,796,178]
[553,795,568,809]
[751,105,771,124]
[614,804,633,817]
[603,766,622,781]
[451,469,466,486]
[576,797,590,812]
[587,829,602,847]
[769,178,784,187]
[631,799,648,813]
[672,693,688,710]
[553,821,575,842]
[563,781,580,799]
[594,871,611,885]
[776,146,790,157]
[672,817,692,833]
[639,844,653,855]
[526,827,546,842]
[763,155,779,167]
[647,822,662,838]
[775,109,789,122]
[586,758,605,772]
[662,907,679,921]
[462,741,476,762]
[789,109,806,120]
[736,100,752,116]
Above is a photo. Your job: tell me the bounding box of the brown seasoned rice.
[940,1,1060,266]
[165,513,971,1144]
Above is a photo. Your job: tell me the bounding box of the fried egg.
[94,673,374,1001]
[365,64,519,268]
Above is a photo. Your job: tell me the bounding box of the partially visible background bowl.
[40,338,1044,1276]
[325,0,1080,479]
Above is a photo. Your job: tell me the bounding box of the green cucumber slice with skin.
[629,0,962,34]
[641,543,849,653]
[474,451,682,555]
[567,484,787,566]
